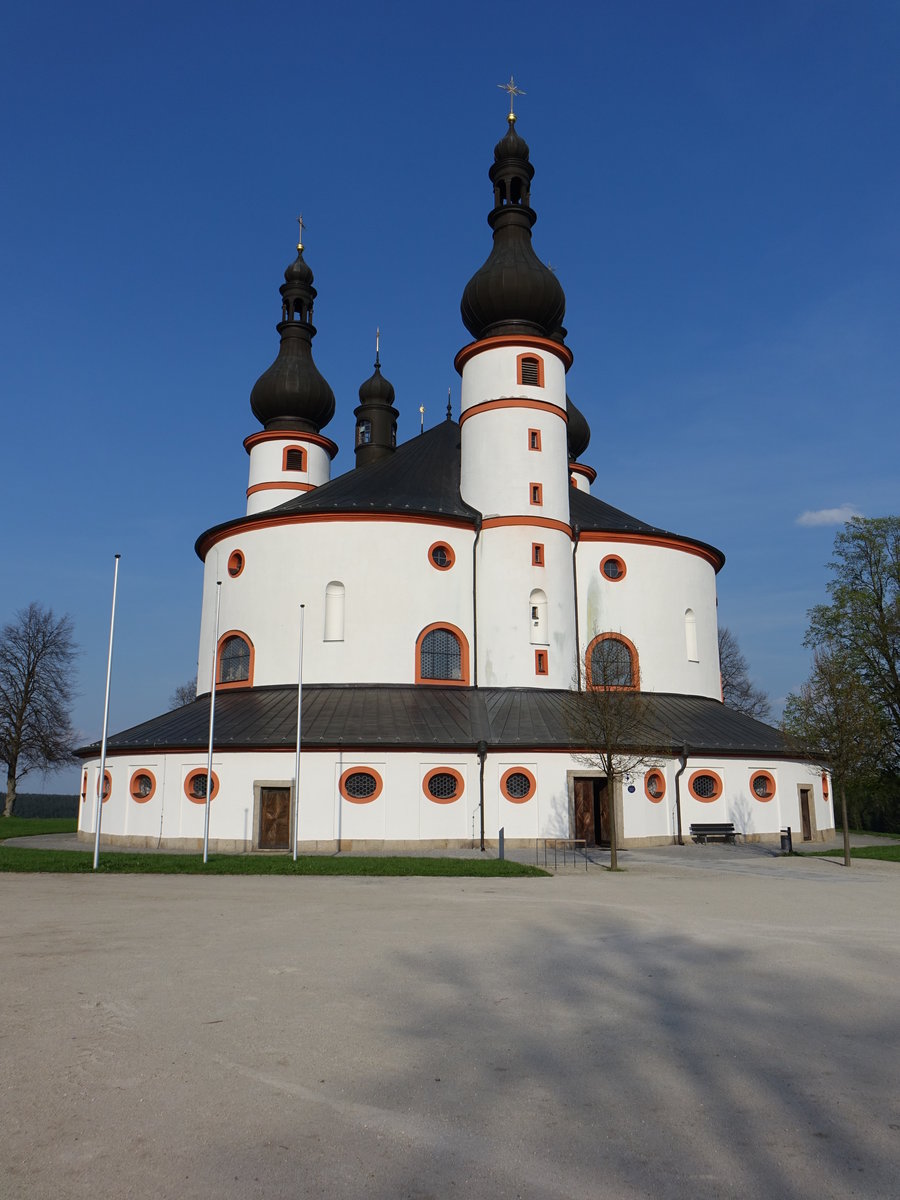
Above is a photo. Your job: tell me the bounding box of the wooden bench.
[690,822,737,845]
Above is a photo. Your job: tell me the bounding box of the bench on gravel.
[690,822,737,845]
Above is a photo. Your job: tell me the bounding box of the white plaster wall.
[577,539,721,698]
[459,344,568,415]
[199,520,474,687]
[460,406,571,523]
[246,439,331,515]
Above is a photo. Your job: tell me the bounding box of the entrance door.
[574,779,596,844]
[799,787,813,841]
[259,787,291,850]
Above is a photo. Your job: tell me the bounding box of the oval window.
[689,770,722,802]
[428,543,455,571]
[750,770,775,801]
[339,768,383,804]
[644,770,666,802]
[600,555,626,581]
[227,550,244,578]
[130,770,156,803]
[500,768,536,803]
[423,768,464,804]
[184,769,219,803]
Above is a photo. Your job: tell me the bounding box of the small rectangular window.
[532,542,544,566]
[283,447,305,472]
[528,428,541,451]
[535,650,548,675]
[530,483,543,506]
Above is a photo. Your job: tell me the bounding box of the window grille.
[603,558,623,580]
[646,773,663,798]
[590,638,633,688]
[520,357,540,386]
[693,774,718,799]
[284,448,304,471]
[420,628,462,680]
[220,635,250,683]
[752,774,772,798]
[505,772,532,800]
[427,772,458,800]
[344,772,377,799]
[133,774,153,798]
[190,773,208,800]
[431,545,451,568]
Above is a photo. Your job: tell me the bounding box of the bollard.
[780,826,793,854]
[498,827,505,860]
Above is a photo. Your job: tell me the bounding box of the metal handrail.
[535,838,589,870]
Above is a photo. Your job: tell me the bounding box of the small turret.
[354,331,398,467]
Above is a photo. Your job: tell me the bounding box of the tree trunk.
[3,762,17,818]
[607,758,618,871]
[840,781,851,868]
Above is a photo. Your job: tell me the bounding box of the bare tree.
[783,646,888,867]
[565,640,659,869]
[0,604,77,818]
[718,626,772,721]
[170,676,198,708]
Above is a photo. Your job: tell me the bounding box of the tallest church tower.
[457,98,577,687]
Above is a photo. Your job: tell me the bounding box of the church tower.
[243,223,338,515]
[354,334,398,467]
[457,97,577,687]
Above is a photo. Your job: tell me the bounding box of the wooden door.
[799,788,812,841]
[259,787,291,850]
[574,779,595,844]
[596,779,610,847]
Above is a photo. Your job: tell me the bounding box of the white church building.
[77,111,833,852]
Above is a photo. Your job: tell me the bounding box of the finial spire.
[419,403,425,434]
[498,74,525,123]
[296,213,306,252]
[375,326,380,368]
[446,388,452,421]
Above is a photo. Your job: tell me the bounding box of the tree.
[0,604,77,818]
[805,517,900,764]
[170,676,197,708]
[783,646,889,867]
[718,626,772,721]
[565,641,658,869]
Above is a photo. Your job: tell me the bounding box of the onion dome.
[354,334,399,468]
[460,116,566,341]
[249,237,335,434]
[566,394,591,461]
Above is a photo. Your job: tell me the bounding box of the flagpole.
[203,580,222,864]
[292,604,305,862]
[93,554,121,871]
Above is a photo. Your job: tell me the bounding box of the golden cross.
[296,213,306,252]
[498,75,525,120]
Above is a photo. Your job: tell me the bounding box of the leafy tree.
[0,604,77,818]
[170,676,197,708]
[783,646,889,866]
[718,626,771,721]
[805,517,900,764]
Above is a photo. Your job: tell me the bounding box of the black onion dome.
[566,394,591,461]
[249,245,336,433]
[358,361,395,406]
[461,119,566,341]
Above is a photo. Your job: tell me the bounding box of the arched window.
[324,581,345,642]
[529,588,548,645]
[517,353,544,388]
[282,446,306,472]
[586,633,638,690]
[217,631,254,687]
[685,608,699,662]
[416,623,470,686]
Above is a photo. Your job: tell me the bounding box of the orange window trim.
[427,541,456,571]
[600,554,627,582]
[281,445,307,472]
[246,481,314,497]
[517,353,545,387]
[454,334,574,374]
[184,768,220,803]
[129,769,157,803]
[97,769,111,803]
[532,542,544,566]
[422,767,465,804]
[80,770,87,802]
[415,621,471,687]
[500,766,537,804]
[528,428,542,451]
[535,649,549,675]
[585,632,640,691]
[459,398,566,427]
[243,429,338,459]
[216,630,255,689]
[644,770,666,803]
[688,769,723,803]
[822,771,829,799]
[750,769,776,802]
[338,767,384,804]
[227,549,245,578]
[530,483,543,506]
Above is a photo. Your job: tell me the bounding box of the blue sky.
[2,1,898,792]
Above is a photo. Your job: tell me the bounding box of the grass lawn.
[811,844,900,863]
[0,816,78,840]
[0,842,548,877]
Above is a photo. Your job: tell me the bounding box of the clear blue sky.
[2,1,898,792]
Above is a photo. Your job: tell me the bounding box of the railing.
[535,838,589,871]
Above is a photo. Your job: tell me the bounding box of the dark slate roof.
[569,488,725,567]
[78,686,786,758]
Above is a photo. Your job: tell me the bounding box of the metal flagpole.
[93,554,121,871]
[202,580,222,864]
[292,604,305,861]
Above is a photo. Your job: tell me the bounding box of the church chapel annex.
[77,98,834,851]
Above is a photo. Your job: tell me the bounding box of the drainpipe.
[476,739,488,852]
[571,524,582,690]
[674,744,688,846]
[472,515,482,688]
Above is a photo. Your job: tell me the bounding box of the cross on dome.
[296,213,306,252]
[498,75,525,122]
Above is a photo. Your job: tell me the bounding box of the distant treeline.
[13,794,79,818]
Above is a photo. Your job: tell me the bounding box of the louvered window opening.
[345,772,377,799]
[420,628,462,680]
[284,449,304,471]
[428,773,458,800]
[220,636,250,683]
[752,776,771,798]
[133,774,153,798]
[505,772,532,800]
[693,774,718,799]
[520,357,540,385]
[591,639,632,688]
[647,774,663,798]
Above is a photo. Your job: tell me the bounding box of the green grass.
[0,816,77,840]
[0,843,548,877]
[811,844,900,863]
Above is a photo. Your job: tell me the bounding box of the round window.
[750,771,775,801]
[100,770,111,802]
[501,767,536,803]
[600,555,626,582]
[644,770,666,802]
[130,770,156,803]
[227,550,244,578]
[339,768,383,804]
[428,542,455,570]
[424,769,463,803]
[184,769,219,803]
[689,771,722,802]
